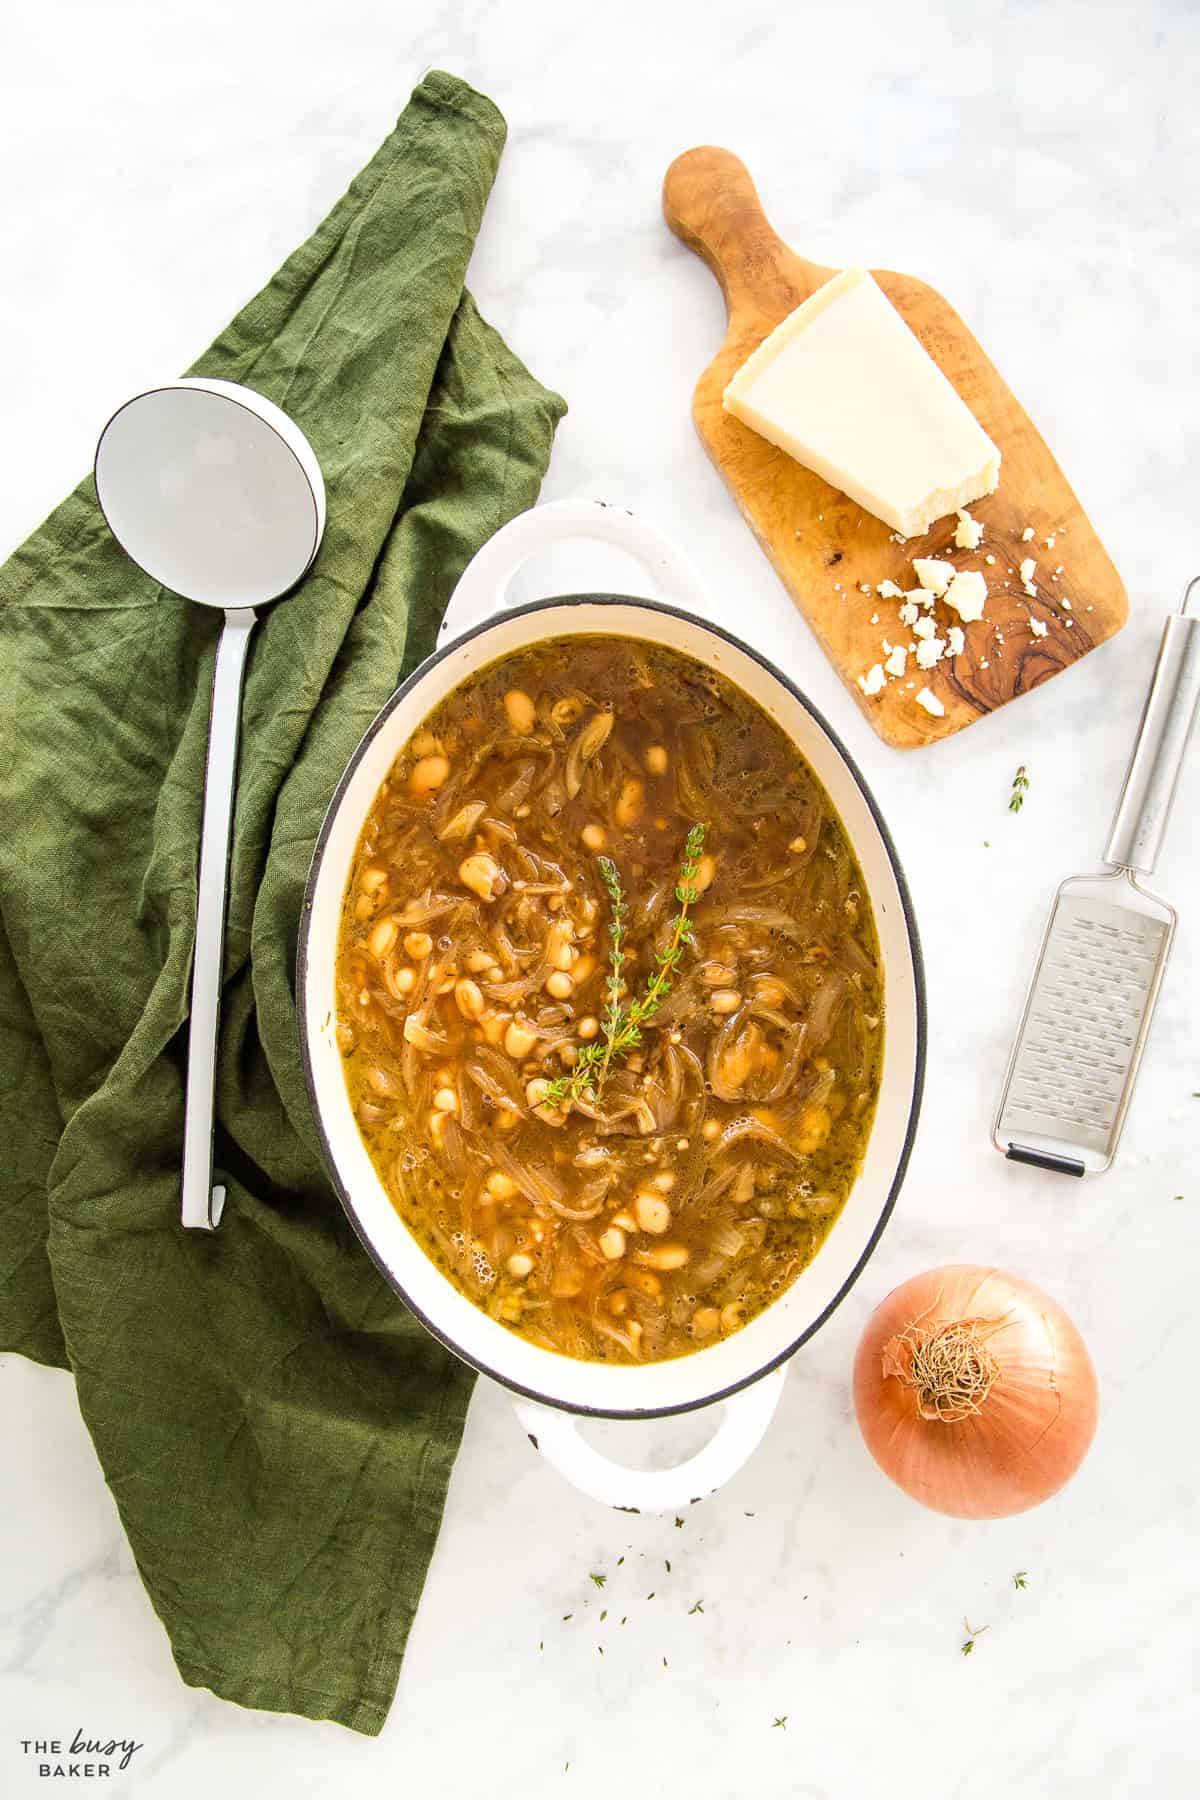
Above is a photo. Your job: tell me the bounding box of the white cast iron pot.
[298,500,926,1513]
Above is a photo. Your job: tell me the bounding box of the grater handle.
[1104,580,1200,875]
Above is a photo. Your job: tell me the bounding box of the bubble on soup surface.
[472,1251,495,1286]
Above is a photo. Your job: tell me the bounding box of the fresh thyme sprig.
[1009,765,1030,812]
[597,855,629,1089]
[542,823,707,1112]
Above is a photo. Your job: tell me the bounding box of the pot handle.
[512,1365,788,1513]
[438,497,711,644]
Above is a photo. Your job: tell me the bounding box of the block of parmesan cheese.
[722,268,1000,538]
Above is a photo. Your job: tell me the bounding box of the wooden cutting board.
[662,147,1128,748]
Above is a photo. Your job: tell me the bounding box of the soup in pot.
[334,636,883,1363]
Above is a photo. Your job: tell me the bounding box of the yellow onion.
[853,1265,1099,1519]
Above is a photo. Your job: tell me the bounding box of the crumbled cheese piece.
[834,583,843,592]
[1021,526,1035,541]
[1045,534,1056,549]
[979,658,990,669]
[916,636,946,669]
[858,663,886,696]
[1061,596,1072,610]
[1029,617,1049,638]
[1055,565,1064,575]
[898,600,920,627]
[915,687,944,716]
[890,532,905,544]
[912,557,954,595]
[912,615,937,640]
[882,638,893,654]
[859,582,872,594]
[884,645,907,678]
[877,579,905,599]
[944,569,988,622]
[946,625,965,656]
[954,509,984,550]
[984,553,996,565]
[1019,557,1037,584]
[870,612,880,624]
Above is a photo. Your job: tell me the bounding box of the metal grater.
[995,578,1200,1175]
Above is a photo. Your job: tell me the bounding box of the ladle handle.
[181,606,257,1230]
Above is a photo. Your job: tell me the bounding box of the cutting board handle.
[662,146,826,322]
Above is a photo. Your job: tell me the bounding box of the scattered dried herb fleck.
[689,1599,705,1615]
[664,1560,671,1573]
[1012,1570,1029,1590]
[674,1517,685,1529]
[1009,765,1030,812]
[589,1573,606,1589]
[773,1716,788,1730]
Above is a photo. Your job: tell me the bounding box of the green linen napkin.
[0,71,565,1735]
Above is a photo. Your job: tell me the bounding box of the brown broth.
[335,636,883,1363]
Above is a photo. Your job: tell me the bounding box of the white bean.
[504,1019,537,1060]
[458,853,503,901]
[614,778,644,829]
[503,689,536,735]
[634,1191,671,1234]
[455,978,485,1019]
[636,1243,689,1271]
[409,754,450,797]
[693,853,717,894]
[368,918,398,959]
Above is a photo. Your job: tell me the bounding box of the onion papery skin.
[853,1265,1099,1520]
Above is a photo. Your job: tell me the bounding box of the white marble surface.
[3,2,1198,1795]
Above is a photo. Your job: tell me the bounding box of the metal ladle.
[95,379,325,1230]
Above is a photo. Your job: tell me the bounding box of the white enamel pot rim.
[298,589,926,1463]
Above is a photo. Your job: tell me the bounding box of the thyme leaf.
[1009,765,1030,812]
